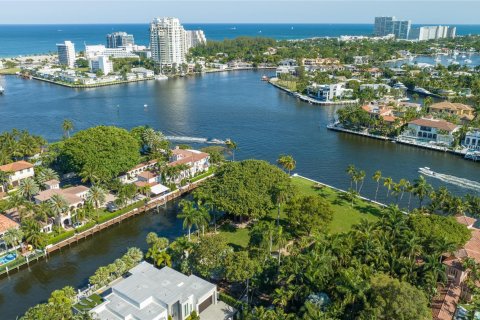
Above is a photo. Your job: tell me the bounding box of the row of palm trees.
[177,200,211,240]
[347,164,480,217]
[0,129,46,165]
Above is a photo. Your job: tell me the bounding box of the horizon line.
[0,22,478,26]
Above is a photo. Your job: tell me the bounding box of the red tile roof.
[0,214,20,234]
[0,160,34,173]
[168,149,209,167]
[432,283,461,320]
[409,118,458,132]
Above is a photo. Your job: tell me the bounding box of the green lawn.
[291,176,380,234]
[218,176,381,249]
[73,293,103,312]
[0,67,20,75]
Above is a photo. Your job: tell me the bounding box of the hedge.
[47,230,75,245]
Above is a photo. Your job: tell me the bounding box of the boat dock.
[326,123,392,141]
[269,81,358,106]
[0,175,213,278]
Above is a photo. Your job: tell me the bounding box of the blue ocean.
[1,23,480,57]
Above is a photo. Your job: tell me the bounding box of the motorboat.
[155,74,168,81]
[0,86,4,95]
[465,59,473,64]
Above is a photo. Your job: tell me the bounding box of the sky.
[0,1,479,24]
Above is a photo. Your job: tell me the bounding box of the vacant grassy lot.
[220,175,382,249]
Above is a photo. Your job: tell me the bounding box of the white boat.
[144,104,148,108]
[418,167,480,192]
[0,86,4,95]
[155,75,168,81]
[465,59,473,64]
[434,56,441,63]
[461,54,467,59]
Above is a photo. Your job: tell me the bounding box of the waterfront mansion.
[90,261,218,320]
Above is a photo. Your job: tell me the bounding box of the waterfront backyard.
[220,175,380,249]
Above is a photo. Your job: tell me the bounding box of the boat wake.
[418,167,480,192]
[165,136,226,145]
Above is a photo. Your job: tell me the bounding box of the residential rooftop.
[0,160,34,172]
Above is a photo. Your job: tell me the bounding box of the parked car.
[107,202,118,212]
[73,221,84,228]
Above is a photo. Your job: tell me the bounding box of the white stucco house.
[0,160,35,193]
[403,118,459,146]
[464,130,480,150]
[34,185,90,227]
[168,148,210,183]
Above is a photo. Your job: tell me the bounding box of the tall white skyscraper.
[150,17,206,66]
[57,41,76,68]
[150,17,187,65]
[186,30,207,50]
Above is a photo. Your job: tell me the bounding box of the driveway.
[200,301,236,320]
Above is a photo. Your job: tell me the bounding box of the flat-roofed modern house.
[0,160,35,193]
[90,262,218,320]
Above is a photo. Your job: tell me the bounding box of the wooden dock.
[0,175,213,279]
[46,176,211,254]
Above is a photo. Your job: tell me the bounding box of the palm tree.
[18,177,39,200]
[413,175,432,208]
[146,245,172,267]
[87,185,107,219]
[225,139,237,161]
[3,228,24,252]
[383,177,393,199]
[62,119,74,138]
[0,170,12,193]
[372,170,382,201]
[196,202,211,236]
[277,226,288,265]
[49,194,68,226]
[36,168,59,186]
[273,184,290,228]
[80,163,99,184]
[21,218,47,249]
[177,200,197,241]
[356,170,366,194]
[346,164,356,189]
[277,154,296,175]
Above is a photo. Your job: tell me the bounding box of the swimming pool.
[0,253,17,265]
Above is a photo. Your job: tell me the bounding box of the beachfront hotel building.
[374,16,411,39]
[106,31,135,48]
[57,40,76,68]
[410,25,456,41]
[150,17,206,66]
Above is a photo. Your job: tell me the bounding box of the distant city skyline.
[1,1,480,24]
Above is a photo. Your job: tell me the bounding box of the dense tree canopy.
[195,160,291,220]
[59,126,140,182]
[359,274,431,320]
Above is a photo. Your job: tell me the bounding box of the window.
[472,139,477,145]
[467,138,471,144]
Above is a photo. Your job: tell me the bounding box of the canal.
[0,70,479,318]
